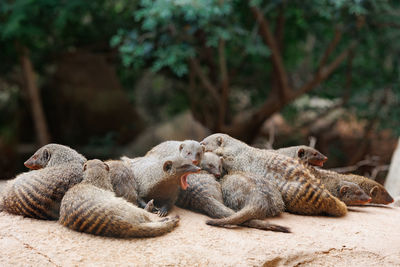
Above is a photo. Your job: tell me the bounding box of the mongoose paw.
[144,199,154,212]
[157,207,169,217]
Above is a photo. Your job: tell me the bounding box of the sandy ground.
[0,180,399,266]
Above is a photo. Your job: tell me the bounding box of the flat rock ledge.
[0,204,399,266]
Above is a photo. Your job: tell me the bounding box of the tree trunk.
[18,45,51,146]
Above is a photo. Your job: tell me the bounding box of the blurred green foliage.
[0,0,399,142]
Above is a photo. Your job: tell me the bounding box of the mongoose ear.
[42,148,50,161]
[219,156,223,163]
[104,162,110,172]
[179,144,184,151]
[340,185,349,196]
[370,186,378,197]
[297,148,305,158]
[83,163,87,171]
[217,137,223,146]
[163,161,173,172]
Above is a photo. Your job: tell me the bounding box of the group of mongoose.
[0,133,394,237]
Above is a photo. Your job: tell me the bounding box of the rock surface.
[0,201,399,266]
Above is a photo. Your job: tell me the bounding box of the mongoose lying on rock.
[105,160,152,209]
[177,152,290,232]
[0,144,86,219]
[205,171,289,233]
[145,140,204,165]
[339,173,393,204]
[310,168,371,205]
[131,156,200,216]
[59,159,179,238]
[273,148,371,205]
[201,133,347,217]
[275,146,328,167]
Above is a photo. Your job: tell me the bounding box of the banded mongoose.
[275,146,328,167]
[274,149,371,205]
[145,140,204,165]
[131,156,200,216]
[0,144,86,219]
[177,152,290,232]
[59,159,179,237]
[201,133,347,217]
[205,171,289,233]
[308,168,371,205]
[105,160,152,209]
[339,173,393,204]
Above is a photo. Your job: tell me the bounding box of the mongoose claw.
[157,207,169,217]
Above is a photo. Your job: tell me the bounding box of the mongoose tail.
[206,206,290,233]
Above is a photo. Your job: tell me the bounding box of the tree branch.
[17,44,51,146]
[296,42,357,97]
[250,5,291,100]
[189,58,220,102]
[218,39,230,130]
[317,28,343,73]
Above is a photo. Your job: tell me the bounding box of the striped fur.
[201,133,347,217]
[1,157,84,220]
[59,160,179,238]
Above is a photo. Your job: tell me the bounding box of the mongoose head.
[179,140,205,165]
[348,174,394,204]
[24,144,86,169]
[276,146,327,166]
[163,157,201,190]
[201,133,245,157]
[285,146,327,167]
[82,159,113,190]
[338,181,371,205]
[200,152,223,178]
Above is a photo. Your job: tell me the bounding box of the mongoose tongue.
[308,159,325,167]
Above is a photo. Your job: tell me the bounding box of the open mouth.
[180,170,200,190]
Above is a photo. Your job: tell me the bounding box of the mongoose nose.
[215,174,221,178]
[192,160,199,165]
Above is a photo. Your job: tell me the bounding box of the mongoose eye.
[217,137,222,146]
[179,144,184,151]
[298,149,305,158]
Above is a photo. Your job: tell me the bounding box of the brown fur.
[59,160,179,238]
[339,173,393,204]
[309,168,371,205]
[201,134,347,217]
[0,144,86,219]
